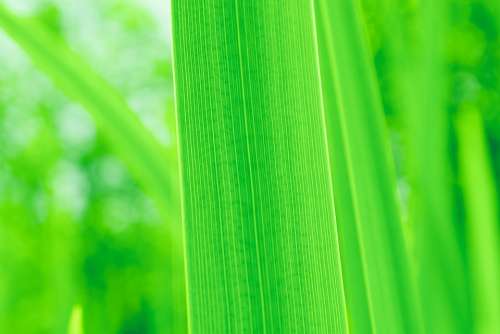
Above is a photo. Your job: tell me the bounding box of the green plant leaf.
[171,0,347,332]
[0,5,179,224]
[379,0,472,331]
[313,2,371,332]
[67,305,83,334]
[314,0,421,332]
[456,107,500,334]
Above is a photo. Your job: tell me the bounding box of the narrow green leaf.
[67,305,83,334]
[0,5,179,224]
[313,3,372,333]
[456,107,500,334]
[380,0,471,331]
[172,0,347,332]
[314,0,421,332]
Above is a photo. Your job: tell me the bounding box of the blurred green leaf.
[0,4,179,226]
[67,304,83,334]
[457,107,500,334]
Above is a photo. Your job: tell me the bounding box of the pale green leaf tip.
[67,304,83,334]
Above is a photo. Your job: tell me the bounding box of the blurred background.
[0,0,186,333]
[0,0,498,333]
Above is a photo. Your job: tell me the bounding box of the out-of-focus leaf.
[67,305,83,334]
[380,0,472,331]
[457,107,500,334]
[0,5,179,225]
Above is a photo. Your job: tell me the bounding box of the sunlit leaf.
[315,0,421,332]
[172,0,348,332]
[67,305,83,334]
[457,107,500,334]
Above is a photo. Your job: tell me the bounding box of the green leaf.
[67,305,83,334]
[314,0,422,332]
[171,0,347,332]
[456,107,500,334]
[380,0,472,331]
[313,2,371,333]
[0,5,179,224]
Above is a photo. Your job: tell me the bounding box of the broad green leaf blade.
[314,0,421,332]
[380,0,471,331]
[0,5,179,224]
[172,0,347,332]
[456,107,500,334]
[67,305,83,334]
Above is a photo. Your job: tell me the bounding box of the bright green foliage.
[1,0,500,333]
[378,0,472,332]
[314,0,421,332]
[409,3,472,332]
[457,108,500,334]
[67,305,83,334]
[314,5,372,333]
[171,0,347,332]
[0,3,185,334]
[0,5,179,224]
